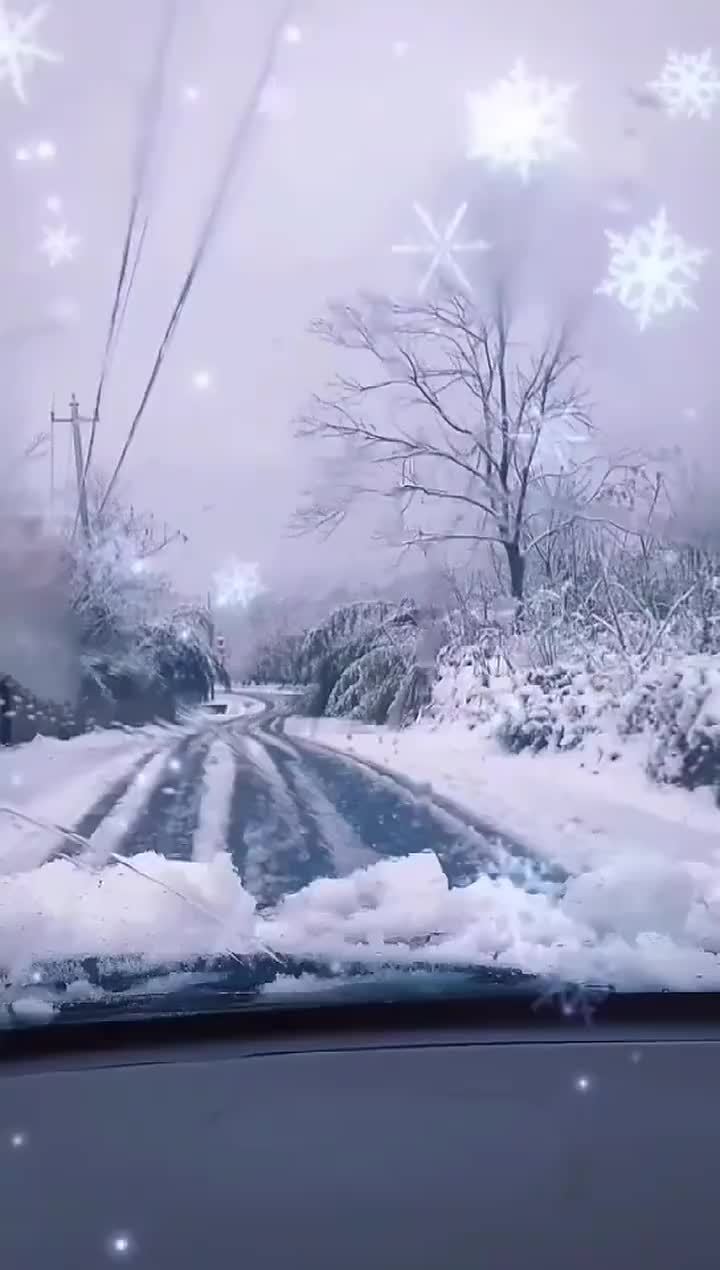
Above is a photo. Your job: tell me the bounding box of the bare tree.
[294,291,593,603]
[84,473,188,558]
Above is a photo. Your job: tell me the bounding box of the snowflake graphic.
[466,59,576,181]
[38,223,79,267]
[391,202,490,295]
[649,49,720,120]
[0,2,61,104]
[596,207,707,332]
[213,560,265,610]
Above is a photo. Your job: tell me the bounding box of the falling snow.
[466,59,576,181]
[649,49,720,121]
[106,1232,135,1260]
[391,201,490,295]
[15,137,55,162]
[596,207,708,332]
[0,1,61,104]
[38,223,79,267]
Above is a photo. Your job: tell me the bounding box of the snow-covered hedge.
[494,666,614,754]
[621,656,720,796]
[431,643,621,741]
[430,642,720,802]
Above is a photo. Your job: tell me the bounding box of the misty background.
[1,0,718,612]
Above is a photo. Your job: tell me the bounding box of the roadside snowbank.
[0,721,189,873]
[430,648,720,802]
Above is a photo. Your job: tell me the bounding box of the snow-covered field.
[3,706,720,993]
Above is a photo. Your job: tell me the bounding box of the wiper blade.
[2,954,549,1027]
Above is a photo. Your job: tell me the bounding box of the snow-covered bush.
[326,645,408,723]
[247,599,425,724]
[77,611,218,728]
[621,656,720,798]
[494,666,615,753]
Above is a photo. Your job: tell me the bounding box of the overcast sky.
[2,0,718,602]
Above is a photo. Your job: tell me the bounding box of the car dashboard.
[1,994,719,1269]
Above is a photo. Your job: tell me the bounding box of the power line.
[82,0,180,497]
[98,0,295,515]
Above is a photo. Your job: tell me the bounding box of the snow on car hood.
[1,846,720,992]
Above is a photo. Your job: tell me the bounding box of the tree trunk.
[502,540,525,602]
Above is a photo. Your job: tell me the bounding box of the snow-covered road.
[3,698,720,991]
[0,696,548,973]
[61,703,544,903]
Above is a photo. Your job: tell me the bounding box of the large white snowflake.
[649,49,720,120]
[212,560,265,611]
[391,202,490,295]
[596,207,707,332]
[38,222,79,266]
[0,2,61,104]
[466,60,576,181]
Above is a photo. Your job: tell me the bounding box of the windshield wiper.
[1,954,548,1027]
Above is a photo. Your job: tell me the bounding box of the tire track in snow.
[74,750,157,841]
[259,731,378,876]
[192,737,236,862]
[275,722,566,892]
[225,731,335,907]
[83,746,176,865]
[266,735,499,888]
[119,736,211,861]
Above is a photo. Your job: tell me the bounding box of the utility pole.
[207,590,215,644]
[49,394,92,539]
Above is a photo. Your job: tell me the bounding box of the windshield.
[2,0,719,1022]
